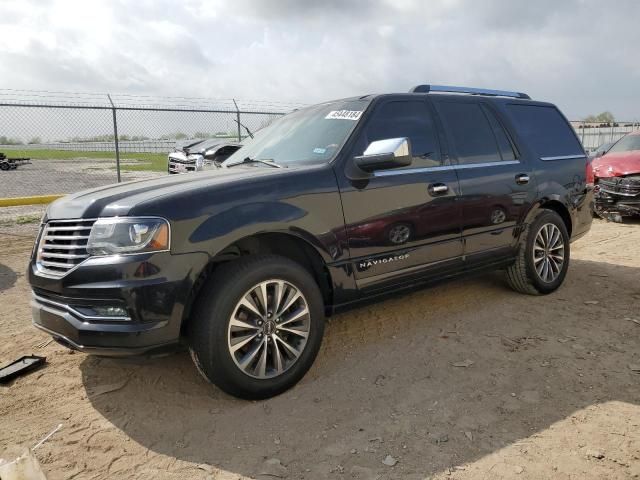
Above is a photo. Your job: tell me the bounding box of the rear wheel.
[506,210,570,295]
[0,163,10,171]
[188,255,325,399]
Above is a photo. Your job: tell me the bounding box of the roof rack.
[410,84,530,100]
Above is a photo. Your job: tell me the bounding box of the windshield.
[608,134,640,153]
[224,99,368,167]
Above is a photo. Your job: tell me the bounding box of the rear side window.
[482,106,517,161]
[507,104,583,159]
[435,102,507,165]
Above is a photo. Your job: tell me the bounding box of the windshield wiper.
[226,157,283,168]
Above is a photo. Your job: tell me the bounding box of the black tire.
[506,209,570,295]
[0,163,9,171]
[187,255,325,400]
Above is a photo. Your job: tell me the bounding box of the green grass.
[1,148,167,172]
[0,214,41,227]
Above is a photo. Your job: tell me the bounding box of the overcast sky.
[1,0,639,120]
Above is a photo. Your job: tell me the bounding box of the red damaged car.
[591,130,640,221]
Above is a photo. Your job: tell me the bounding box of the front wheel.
[188,255,325,399]
[506,210,570,295]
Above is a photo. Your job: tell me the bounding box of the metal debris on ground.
[452,360,474,368]
[0,355,46,384]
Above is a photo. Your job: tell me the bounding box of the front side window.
[507,104,583,159]
[354,100,442,168]
[224,100,368,167]
[434,101,504,165]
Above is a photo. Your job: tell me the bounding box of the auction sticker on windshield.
[325,110,363,121]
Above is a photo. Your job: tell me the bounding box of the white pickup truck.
[168,139,241,174]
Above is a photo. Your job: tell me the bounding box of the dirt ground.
[0,219,638,479]
[0,159,160,198]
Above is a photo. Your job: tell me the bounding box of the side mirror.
[354,138,412,173]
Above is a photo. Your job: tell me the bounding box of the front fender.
[184,200,345,264]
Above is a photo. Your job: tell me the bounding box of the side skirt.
[329,256,515,315]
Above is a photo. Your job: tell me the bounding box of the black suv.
[29,85,594,399]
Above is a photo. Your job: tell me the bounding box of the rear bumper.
[28,250,210,356]
[570,186,595,241]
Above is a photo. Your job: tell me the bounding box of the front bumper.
[595,176,640,219]
[168,156,197,174]
[28,250,209,356]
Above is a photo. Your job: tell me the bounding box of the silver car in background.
[168,139,242,174]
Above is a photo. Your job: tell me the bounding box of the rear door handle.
[515,174,530,185]
[429,183,449,195]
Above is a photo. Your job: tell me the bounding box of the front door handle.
[429,183,449,195]
[515,174,530,185]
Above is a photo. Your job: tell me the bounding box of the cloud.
[0,0,639,119]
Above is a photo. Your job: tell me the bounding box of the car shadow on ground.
[0,263,18,293]
[79,258,639,478]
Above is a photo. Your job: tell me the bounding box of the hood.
[46,166,293,220]
[174,138,205,151]
[592,150,640,178]
[180,139,239,155]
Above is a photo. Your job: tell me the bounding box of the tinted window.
[608,134,640,153]
[358,100,441,167]
[435,102,502,165]
[507,104,583,158]
[482,106,517,161]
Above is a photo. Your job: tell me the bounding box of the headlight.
[87,217,170,256]
[188,154,204,170]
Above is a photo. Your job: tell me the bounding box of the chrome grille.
[36,219,96,277]
[597,176,640,197]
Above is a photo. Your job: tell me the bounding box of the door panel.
[336,98,464,291]
[455,162,534,256]
[432,99,536,259]
[342,169,462,281]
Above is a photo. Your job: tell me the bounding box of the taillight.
[586,159,595,185]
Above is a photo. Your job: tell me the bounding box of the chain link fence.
[0,90,303,235]
[0,90,301,202]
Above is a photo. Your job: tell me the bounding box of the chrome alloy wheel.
[532,223,565,283]
[227,279,310,379]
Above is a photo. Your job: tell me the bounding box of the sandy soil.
[0,219,638,479]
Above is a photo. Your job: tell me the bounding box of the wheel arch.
[181,231,334,335]
[523,198,573,237]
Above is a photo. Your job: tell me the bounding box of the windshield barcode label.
[325,110,363,121]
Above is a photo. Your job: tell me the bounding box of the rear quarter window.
[507,104,584,159]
